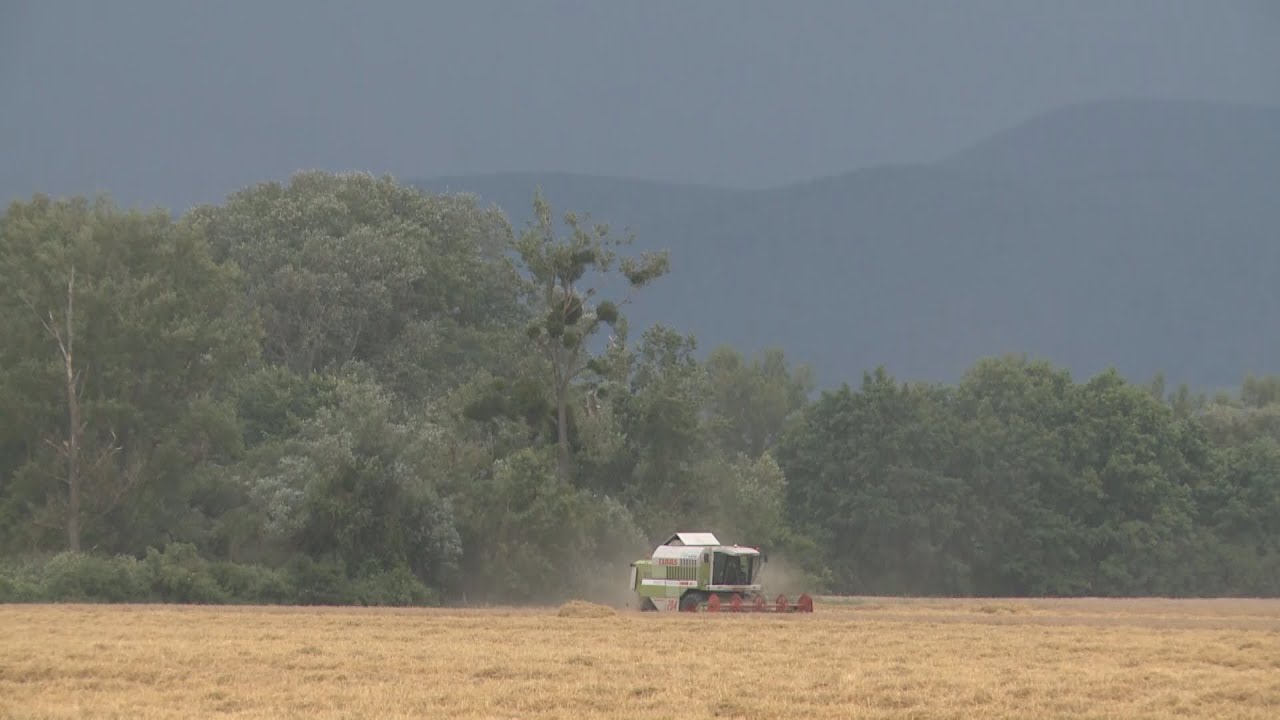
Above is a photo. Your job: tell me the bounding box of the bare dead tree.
[22,266,87,551]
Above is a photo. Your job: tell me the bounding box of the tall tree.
[704,345,813,457]
[246,375,463,588]
[951,355,1082,594]
[614,325,708,531]
[513,190,669,483]
[23,264,88,551]
[777,368,970,595]
[0,194,258,553]
[196,171,524,401]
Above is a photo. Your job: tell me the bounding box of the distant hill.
[413,99,1280,389]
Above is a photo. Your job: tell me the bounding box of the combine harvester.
[629,532,814,613]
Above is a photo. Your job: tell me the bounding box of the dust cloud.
[551,530,653,610]
[574,559,646,610]
[756,553,814,597]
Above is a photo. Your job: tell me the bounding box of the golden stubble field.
[2,597,1279,719]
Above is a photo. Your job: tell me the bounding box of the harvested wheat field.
[2,597,1279,719]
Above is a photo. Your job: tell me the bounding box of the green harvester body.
[629,532,813,613]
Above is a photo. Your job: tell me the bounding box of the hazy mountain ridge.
[943,98,1280,181]
[413,99,1280,388]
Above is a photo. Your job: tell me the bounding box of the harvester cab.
[630,532,813,613]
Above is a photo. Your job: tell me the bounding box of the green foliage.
[705,346,814,457]
[283,556,356,606]
[1242,374,1280,409]
[607,325,709,530]
[144,543,231,603]
[511,189,670,482]
[196,171,523,401]
[208,560,295,604]
[0,567,43,602]
[251,375,462,588]
[0,545,441,606]
[699,452,790,548]
[4,178,1280,605]
[449,446,647,604]
[231,366,341,446]
[949,356,1085,594]
[778,368,972,595]
[0,193,259,554]
[777,360,1280,597]
[352,566,439,607]
[42,551,150,602]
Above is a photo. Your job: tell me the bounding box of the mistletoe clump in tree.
[514,190,669,483]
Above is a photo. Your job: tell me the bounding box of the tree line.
[1,171,1276,605]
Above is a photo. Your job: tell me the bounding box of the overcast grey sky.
[2,0,1277,212]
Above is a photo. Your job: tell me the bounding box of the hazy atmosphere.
[3,4,1280,717]
[3,1,1278,210]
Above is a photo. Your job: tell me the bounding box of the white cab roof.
[664,532,720,546]
[651,543,761,561]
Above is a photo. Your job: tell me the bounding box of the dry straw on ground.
[2,596,1278,718]
[556,599,616,618]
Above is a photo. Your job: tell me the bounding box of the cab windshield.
[712,552,754,585]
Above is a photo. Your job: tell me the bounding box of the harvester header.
[629,531,813,613]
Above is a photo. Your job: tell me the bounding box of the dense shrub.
[0,544,443,606]
[352,566,438,607]
[0,561,44,602]
[208,561,295,604]
[144,543,230,604]
[282,556,356,606]
[40,552,149,602]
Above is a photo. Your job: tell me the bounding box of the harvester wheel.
[752,595,766,612]
[729,594,743,612]
[707,595,721,612]
[797,594,814,613]
[679,593,701,612]
[775,594,788,613]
